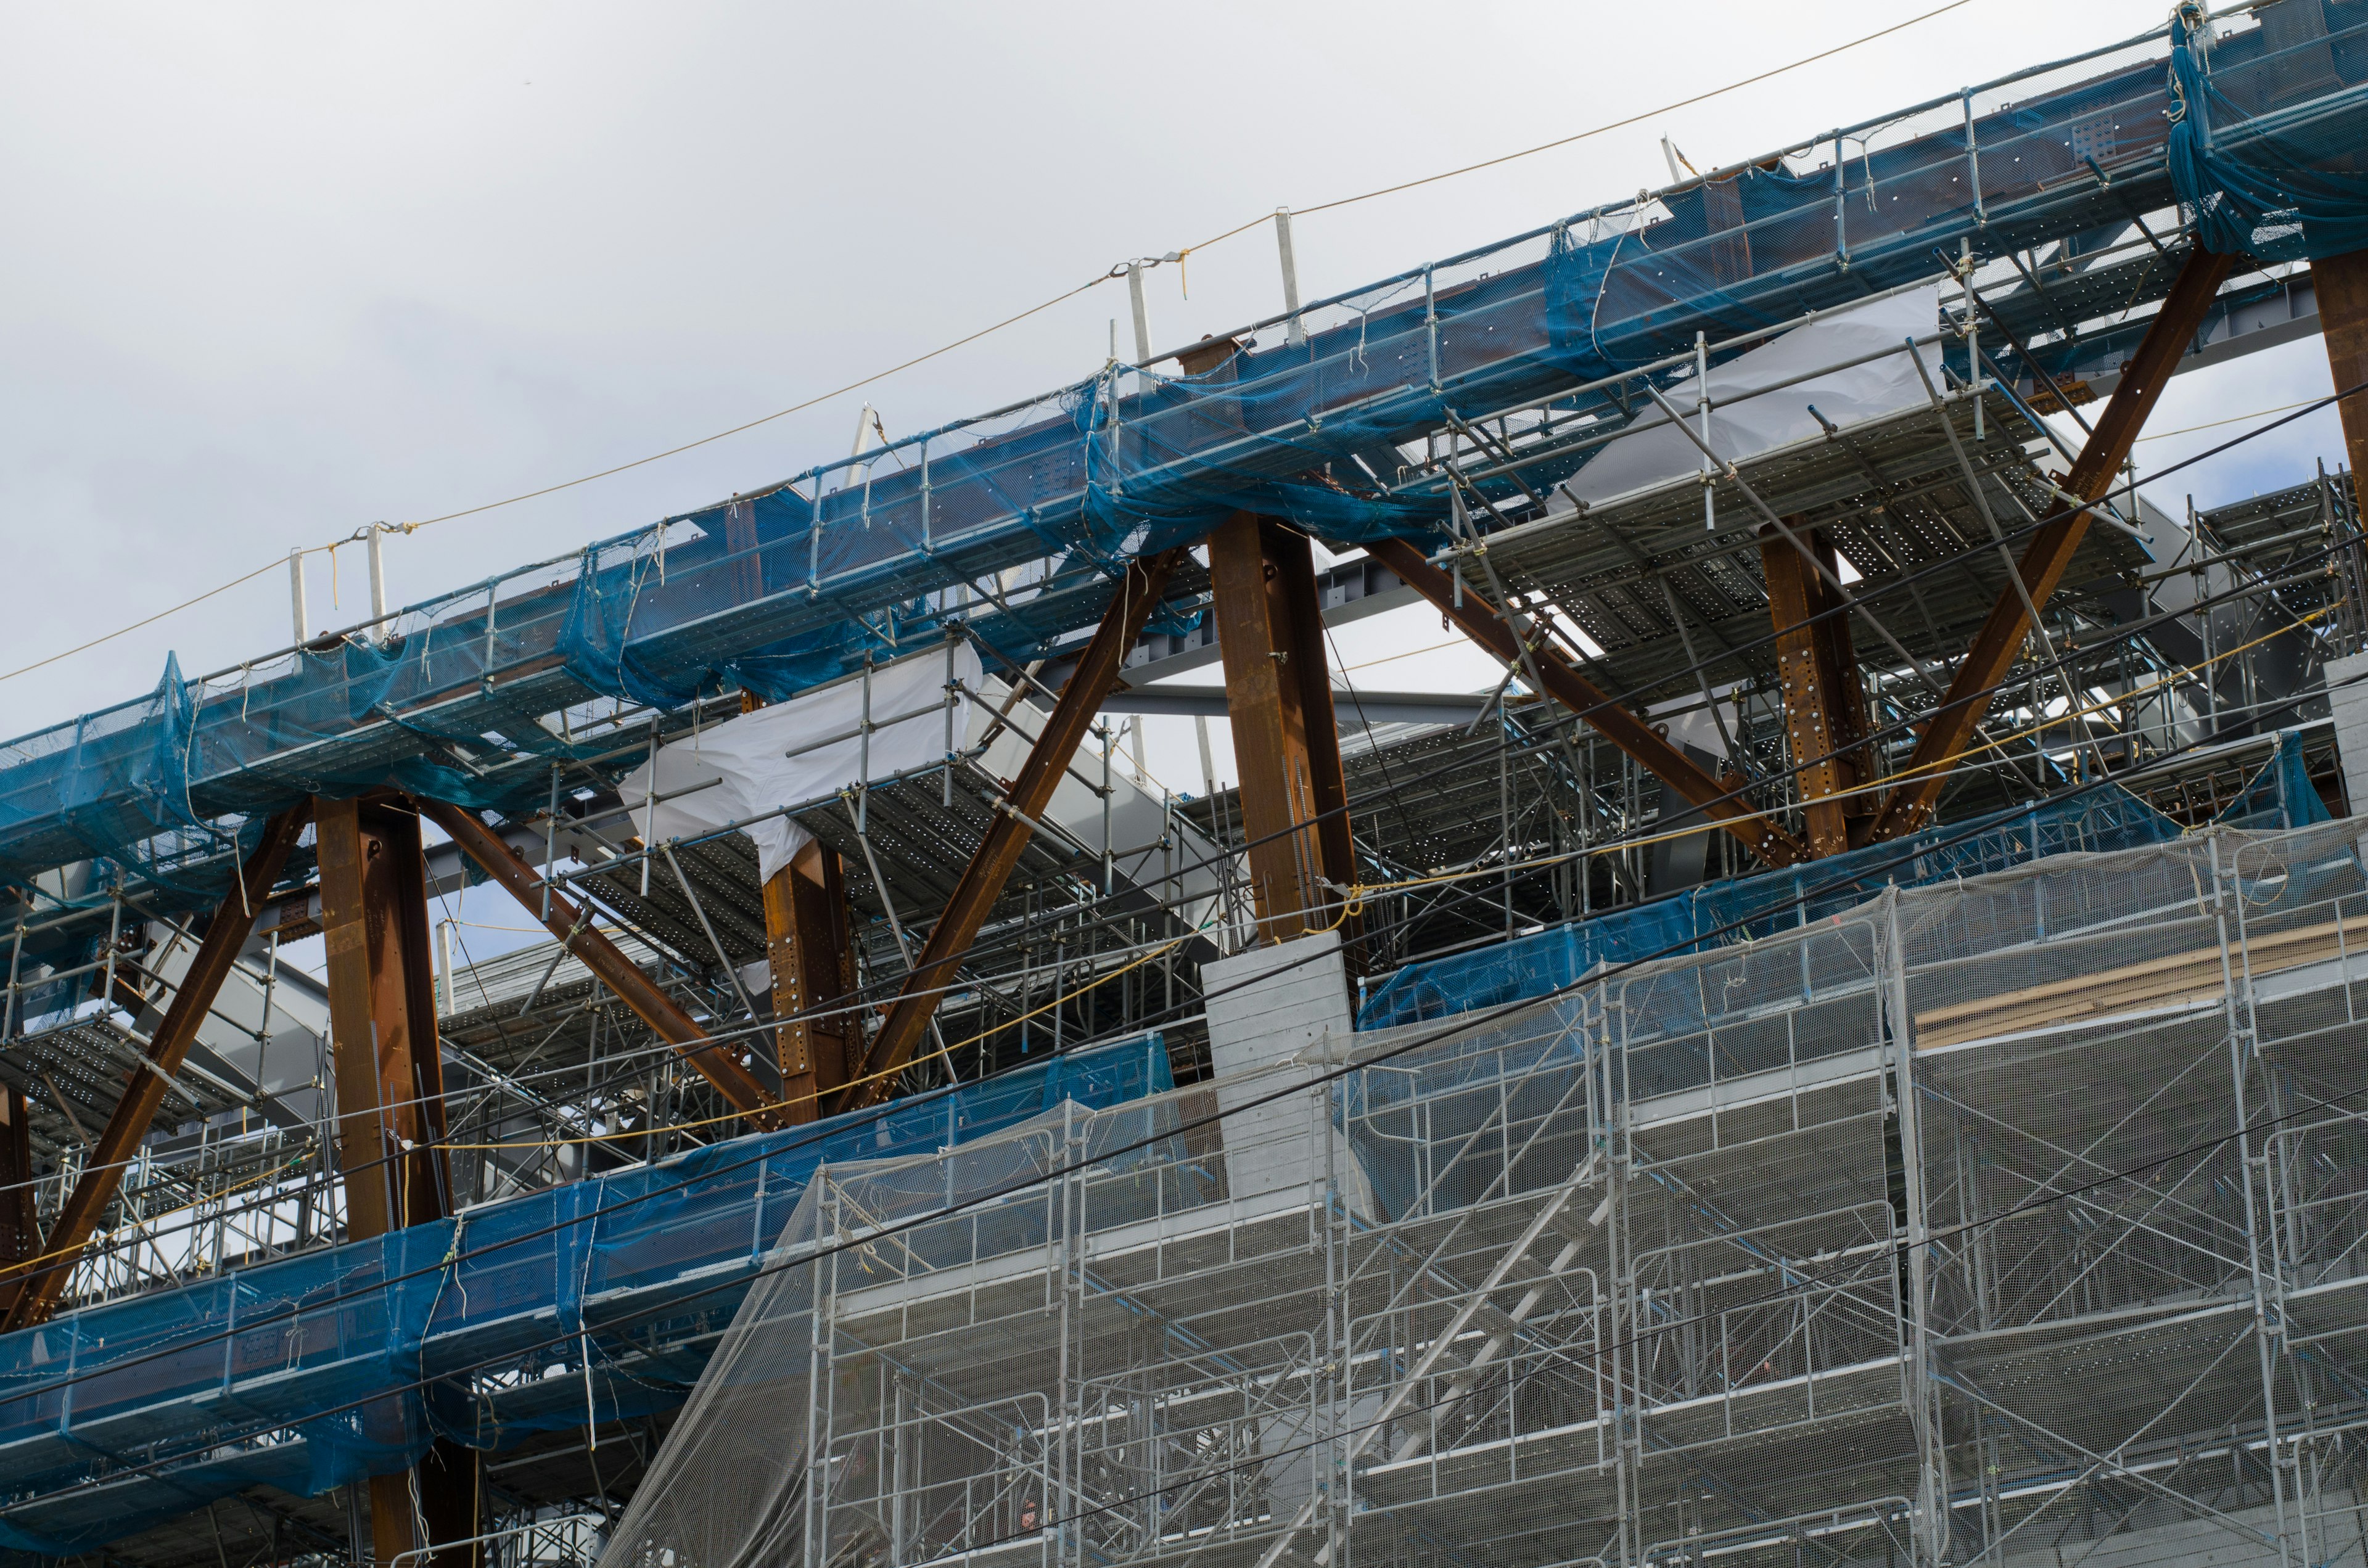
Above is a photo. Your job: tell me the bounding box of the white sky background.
[0,0,2350,827]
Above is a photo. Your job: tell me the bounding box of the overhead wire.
[4,370,2351,1221]
[0,2,1996,690]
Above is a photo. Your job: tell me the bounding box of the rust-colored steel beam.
[1760,522,1874,858]
[2312,248,2368,517]
[0,805,310,1331]
[414,797,782,1127]
[1365,536,1804,868]
[0,1088,34,1273]
[315,797,456,1241]
[763,844,859,1122]
[1209,514,1360,947]
[1274,522,1363,959]
[313,794,480,1568]
[834,548,1186,1114]
[1865,245,2237,843]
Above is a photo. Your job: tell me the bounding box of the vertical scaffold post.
[1423,263,1441,391]
[289,547,308,646]
[1275,207,1306,348]
[1883,893,1947,1568]
[1695,330,1716,532]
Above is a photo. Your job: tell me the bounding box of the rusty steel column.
[1268,519,1363,959]
[1208,513,1356,946]
[0,1087,33,1274]
[763,844,860,1121]
[316,797,453,1240]
[1759,522,1875,858]
[313,795,479,1568]
[0,805,310,1331]
[2312,248,2368,515]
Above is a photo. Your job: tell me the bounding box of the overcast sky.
[1,0,2348,773]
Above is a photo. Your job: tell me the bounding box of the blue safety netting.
[0,1033,1170,1555]
[2169,2,2368,264]
[6,17,2283,921]
[1356,731,2330,1030]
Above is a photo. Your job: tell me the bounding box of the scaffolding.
[602,816,2368,1568]
[2,7,2368,1564]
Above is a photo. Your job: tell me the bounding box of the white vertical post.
[366,525,390,638]
[1127,262,1153,363]
[641,715,658,898]
[1275,208,1306,348]
[1695,331,1716,533]
[1195,713,1217,798]
[288,548,308,647]
[850,402,876,461]
[438,919,455,1017]
[1963,237,1984,441]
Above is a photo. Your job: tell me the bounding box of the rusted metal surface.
[1365,536,1804,868]
[316,797,454,1241]
[1867,247,2237,842]
[2312,247,2368,517]
[1209,514,1359,945]
[1759,522,1875,857]
[763,846,859,1122]
[313,795,480,1568]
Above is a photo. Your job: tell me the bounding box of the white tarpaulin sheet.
[1562,285,1945,506]
[617,644,980,884]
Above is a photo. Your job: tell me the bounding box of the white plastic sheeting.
[1561,285,1946,506]
[617,644,980,884]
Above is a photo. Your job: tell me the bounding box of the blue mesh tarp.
[2169,2,2368,263]
[1356,736,2330,1031]
[2208,724,2334,829]
[19,16,2340,919]
[0,1033,1170,1554]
